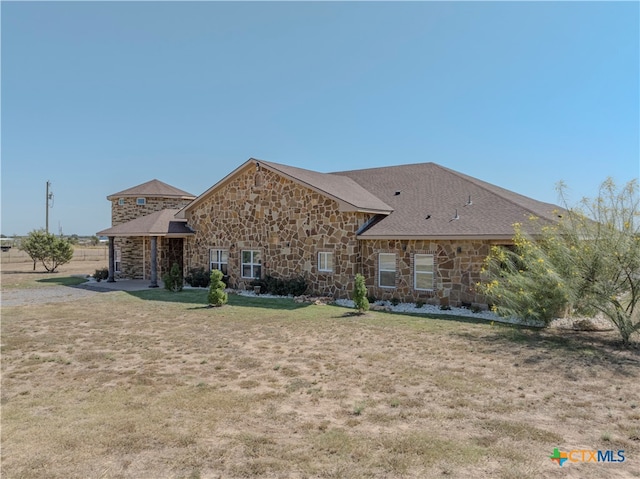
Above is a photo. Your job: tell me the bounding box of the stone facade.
[360,239,491,307]
[185,165,372,297]
[111,196,192,279]
[184,165,495,307]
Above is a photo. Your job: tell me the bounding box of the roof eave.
[356,234,517,241]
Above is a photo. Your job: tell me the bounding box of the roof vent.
[449,209,460,222]
[465,195,473,206]
[394,191,401,196]
[425,215,431,220]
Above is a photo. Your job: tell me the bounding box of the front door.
[165,238,184,273]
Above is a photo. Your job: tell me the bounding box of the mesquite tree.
[19,230,73,273]
[480,178,640,345]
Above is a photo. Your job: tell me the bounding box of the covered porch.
[97,209,194,288]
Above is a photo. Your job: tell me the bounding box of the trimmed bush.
[353,274,370,314]
[163,263,184,292]
[208,269,228,307]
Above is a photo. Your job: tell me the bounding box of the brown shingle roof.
[97,209,194,237]
[257,159,393,213]
[333,163,563,239]
[182,158,393,216]
[107,179,195,200]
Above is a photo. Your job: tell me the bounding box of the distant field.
[1,264,639,478]
[0,245,108,264]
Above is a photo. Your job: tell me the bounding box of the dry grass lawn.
[2,262,639,478]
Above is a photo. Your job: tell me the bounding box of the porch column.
[107,237,116,282]
[149,236,159,288]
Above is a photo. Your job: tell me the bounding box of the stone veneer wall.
[185,165,372,297]
[111,197,192,279]
[360,239,491,307]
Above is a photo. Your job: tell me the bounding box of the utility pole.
[45,181,53,233]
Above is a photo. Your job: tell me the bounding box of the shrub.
[415,300,425,308]
[353,273,370,314]
[185,267,210,288]
[208,269,228,307]
[94,267,109,282]
[163,263,184,292]
[390,297,400,306]
[250,275,308,296]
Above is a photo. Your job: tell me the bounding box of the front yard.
[1,264,639,478]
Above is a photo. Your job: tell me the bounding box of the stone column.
[107,237,116,282]
[149,236,159,288]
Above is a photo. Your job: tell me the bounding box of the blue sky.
[2,1,638,236]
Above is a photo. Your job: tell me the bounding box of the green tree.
[163,263,184,292]
[479,178,640,345]
[208,269,228,307]
[353,273,370,314]
[19,230,74,272]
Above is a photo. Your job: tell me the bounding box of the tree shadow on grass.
[36,276,88,287]
[455,327,640,377]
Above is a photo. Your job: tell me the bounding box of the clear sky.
[2,1,638,236]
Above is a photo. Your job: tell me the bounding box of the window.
[414,254,435,291]
[136,198,146,206]
[115,248,122,273]
[241,250,261,279]
[379,253,396,288]
[210,249,228,275]
[118,198,125,206]
[318,251,333,273]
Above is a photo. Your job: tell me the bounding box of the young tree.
[480,178,640,345]
[208,269,228,307]
[353,273,370,314]
[19,230,74,273]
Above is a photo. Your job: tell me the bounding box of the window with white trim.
[241,250,261,279]
[414,254,435,291]
[136,198,146,206]
[210,249,228,275]
[378,253,396,288]
[115,247,122,273]
[118,198,125,206]
[318,251,333,273]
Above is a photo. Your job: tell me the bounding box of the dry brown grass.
[1,261,639,478]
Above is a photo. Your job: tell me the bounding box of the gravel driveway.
[1,284,105,307]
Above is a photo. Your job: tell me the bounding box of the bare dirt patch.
[1,266,639,478]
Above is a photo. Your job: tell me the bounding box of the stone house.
[98,158,561,305]
[97,179,196,284]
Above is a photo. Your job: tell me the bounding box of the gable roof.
[333,162,563,239]
[181,158,393,216]
[97,209,194,237]
[107,179,196,200]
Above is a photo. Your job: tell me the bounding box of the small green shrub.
[415,300,425,308]
[208,269,228,307]
[94,267,109,282]
[163,263,184,292]
[353,274,370,314]
[440,305,452,311]
[185,267,210,288]
[390,297,401,306]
